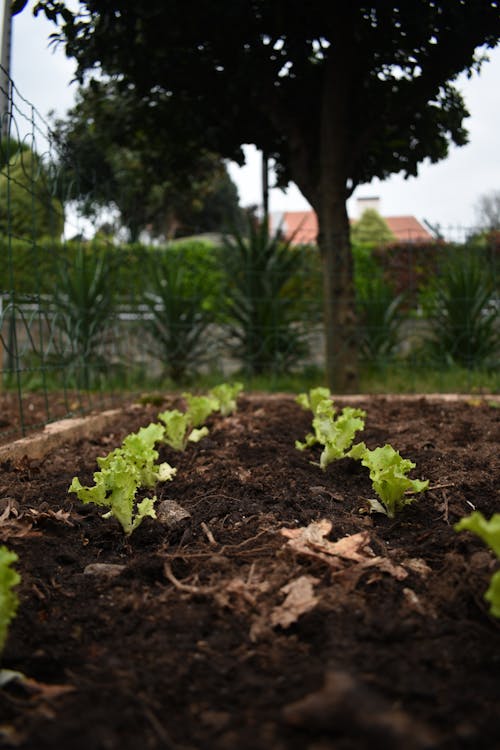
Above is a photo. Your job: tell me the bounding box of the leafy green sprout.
[182,392,220,427]
[0,546,20,657]
[69,423,176,535]
[349,443,429,518]
[296,395,366,469]
[208,382,243,416]
[158,409,209,451]
[295,387,332,416]
[454,511,500,617]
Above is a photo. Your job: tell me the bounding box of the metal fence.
[0,69,499,444]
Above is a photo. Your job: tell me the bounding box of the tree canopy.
[0,144,64,239]
[351,209,395,245]
[474,189,500,232]
[52,81,244,241]
[32,0,500,388]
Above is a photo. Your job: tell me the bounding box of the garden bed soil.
[0,392,499,749]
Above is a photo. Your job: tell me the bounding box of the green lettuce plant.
[296,387,332,415]
[110,423,174,487]
[182,392,220,427]
[158,409,209,451]
[296,397,366,470]
[69,423,176,535]
[0,547,20,657]
[208,382,243,416]
[454,511,500,617]
[350,443,429,517]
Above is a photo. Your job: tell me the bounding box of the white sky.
[8,2,500,233]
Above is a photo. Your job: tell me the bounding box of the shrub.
[142,242,222,383]
[420,250,499,369]
[221,221,309,375]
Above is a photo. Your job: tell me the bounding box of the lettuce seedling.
[454,511,500,617]
[295,387,332,415]
[110,422,175,488]
[70,454,160,536]
[0,546,20,656]
[296,399,366,469]
[158,409,208,451]
[356,444,429,517]
[69,423,176,535]
[182,393,220,427]
[208,382,243,416]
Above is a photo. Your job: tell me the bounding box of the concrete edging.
[0,409,123,462]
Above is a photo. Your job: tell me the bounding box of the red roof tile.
[273,211,433,244]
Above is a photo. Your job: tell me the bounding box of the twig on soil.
[425,482,455,491]
[219,528,273,554]
[200,521,218,546]
[142,706,176,748]
[164,562,217,595]
[440,489,449,524]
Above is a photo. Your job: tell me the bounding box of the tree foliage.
[0,143,64,239]
[32,0,500,388]
[351,209,395,245]
[474,189,500,232]
[53,81,244,241]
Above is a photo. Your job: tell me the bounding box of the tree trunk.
[317,197,358,393]
[315,46,358,393]
[266,11,358,392]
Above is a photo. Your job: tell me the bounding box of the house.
[271,197,434,244]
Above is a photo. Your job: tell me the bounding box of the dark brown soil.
[0,393,499,750]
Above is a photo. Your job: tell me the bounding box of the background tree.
[33,0,500,389]
[0,137,30,170]
[474,189,500,232]
[53,81,244,241]
[351,209,395,245]
[0,145,64,239]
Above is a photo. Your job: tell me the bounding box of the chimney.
[356,196,381,217]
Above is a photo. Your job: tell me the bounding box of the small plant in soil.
[0,546,20,657]
[182,392,220,427]
[455,511,500,617]
[208,381,243,416]
[296,388,428,516]
[349,442,429,517]
[295,386,332,415]
[158,409,209,451]
[296,389,366,469]
[159,382,242,449]
[69,423,176,535]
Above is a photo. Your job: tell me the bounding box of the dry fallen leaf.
[27,508,75,526]
[281,520,373,565]
[270,575,320,629]
[0,500,37,539]
[280,519,407,581]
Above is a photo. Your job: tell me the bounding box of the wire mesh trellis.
[0,65,499,445]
